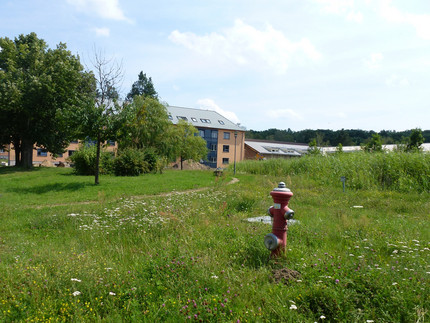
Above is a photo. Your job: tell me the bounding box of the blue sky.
[1,0,430,131]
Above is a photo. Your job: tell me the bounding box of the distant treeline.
[246,128,430,146]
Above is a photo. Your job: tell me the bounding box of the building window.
[210,157,217,163]
[218,120,225,125]
[191,117,197,122]
[70,140,79,144]
[222,158,229,164]
[177,116,188,121]
[57,153,63,157]
[107,140,115,146]
[211,144,217,151]
[200,118,211,124]
[211,131,218,139]
[168,114,173,120]
[199,130,205,137]
[68,150,75,157]
[223,132,230,140]
[37,149,48,157]
[223,145,229,153]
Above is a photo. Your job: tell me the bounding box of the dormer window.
[218,120,225,125]
[177,116,188,121]
[200,118,211,123]
[168,114,173,120]
[191,117,197,122]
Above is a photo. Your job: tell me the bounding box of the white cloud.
[315,0,363,23]
[315,0,354,14]
[267,109,303,120]
[385,74,409,87]
[347,11,363,23]
[93,27,110,37]
[379,0,430,40]
[363,52,383,69]
[168,19,321,74]
[196,99,240,124]
[67,0,130,21]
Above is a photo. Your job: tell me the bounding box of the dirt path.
[33,177,239,209]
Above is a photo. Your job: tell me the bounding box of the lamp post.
[234,131,238,175]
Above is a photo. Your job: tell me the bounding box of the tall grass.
[235,151,430,192]
[0,167,428,322]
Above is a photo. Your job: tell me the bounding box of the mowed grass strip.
[0,167,224,209]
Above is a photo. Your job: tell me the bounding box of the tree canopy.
[126,71,158,101]
[120,96,172,156]
[74,49,125,184]
[169,120,208,170]
[0,33,94,168]
[246,128,430,146]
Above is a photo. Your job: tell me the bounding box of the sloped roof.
[245,139,307,156]
[165,105,245,131]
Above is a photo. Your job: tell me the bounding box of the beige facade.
[217,130,245,168]
[6,141,117,166]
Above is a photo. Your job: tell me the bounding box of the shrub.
[69,144,113,175]
[113,148,148,176]
[143,148,158,173]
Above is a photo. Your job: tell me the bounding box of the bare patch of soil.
[272,268,301,284]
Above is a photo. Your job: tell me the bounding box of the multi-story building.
[2,106,245,169]
[166,106,245,168]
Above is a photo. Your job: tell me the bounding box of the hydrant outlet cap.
[273,182,291,192]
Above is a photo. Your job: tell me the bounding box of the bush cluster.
[69,144,160,177]
[68,144,114,176]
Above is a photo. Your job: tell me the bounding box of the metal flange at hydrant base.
[264,182,294,257]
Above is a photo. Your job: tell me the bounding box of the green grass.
[0,167,224,209]
[0,164,428,322]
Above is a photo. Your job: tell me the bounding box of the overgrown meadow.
[0,152,429,322]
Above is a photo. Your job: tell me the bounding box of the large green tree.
[126,71,158,101]
[0,33,94,168]
[169,120,208,170]
[120,96,172,156]
[74,49,125,184]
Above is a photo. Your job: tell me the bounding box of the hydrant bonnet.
[273,182,291,192]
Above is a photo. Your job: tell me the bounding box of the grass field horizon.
[0,154,429,322]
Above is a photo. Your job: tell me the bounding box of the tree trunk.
[21,139,34,169]
[180,156,183,170]
[95,136,101,185]
[12,139,21,167]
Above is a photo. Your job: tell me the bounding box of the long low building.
[3,140,117,166]
[244,139,308,160]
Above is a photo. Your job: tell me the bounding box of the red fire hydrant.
[264,182,294,257]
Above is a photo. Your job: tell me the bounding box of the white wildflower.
[109,292,116,296]
[71,278,82,282]
[320,315,326,319]
[289,304,297,310]
[211,275,218,279]
[72,291,81,296]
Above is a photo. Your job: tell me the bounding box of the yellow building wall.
[216,130,245,168]
[7,141,117,166]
